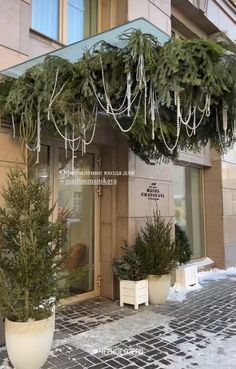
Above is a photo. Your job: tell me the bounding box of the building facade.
[0,0,236,301]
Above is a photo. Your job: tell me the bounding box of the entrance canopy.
[0,16,234,166]
[0,18,169,79]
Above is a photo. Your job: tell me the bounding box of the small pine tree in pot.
[112,242,147,281]
[112,243,148,310]
[135,210,179,304]
[175,223,192,265]
[175,224,197,288]
[0,159,83,369]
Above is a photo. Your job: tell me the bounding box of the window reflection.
[33,145,50,185]
[32,0,59,40]
[174,165,205,259]
[58,148,94,294]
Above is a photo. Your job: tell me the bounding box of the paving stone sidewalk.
[0,278,236,369]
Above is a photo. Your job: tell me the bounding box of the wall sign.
[141,182,165,200]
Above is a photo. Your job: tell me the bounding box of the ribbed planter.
[148,274,171,304]
[5,313,55,369]
[175,264,198,288]
[120,279,149,310]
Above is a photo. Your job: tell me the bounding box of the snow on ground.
[1,267,235,369]
[169,333,236,369]
[54,312,236,368]
[168,267,236,302]
[0,358,10,369]
[54,311,173,354]
[168,283,202,302]
[198,267,236,282]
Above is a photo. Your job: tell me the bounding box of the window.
[68,0,85,44]
[32,0,98,44]
[32,0,59,40]
[33,145,50,185]
[174,165,205,259]
[73,191,83,219]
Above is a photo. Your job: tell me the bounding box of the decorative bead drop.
[152,121,155,140]
[233,119,236,138]
[206,94,211,117]
[127,71,132,117]
[47,110,51,121]
[11,114,16,138]
[71,127,75,174]
[222,102,228,142]
[64,116,68,159]
[174,91,178,106]
[36,106,41,164]
[136,54,145,90]
[106,100,110,114]
[193,107,196,135]
[144,83,147,125]
[150,80,155,139]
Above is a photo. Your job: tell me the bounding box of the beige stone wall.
[222,147,236,267]
[0,131,22,206]
[0,0,30,69]
[0,0,62,70]
[178,145,211,167]
[204,150,225,268]
[207,0,236,40]
[128,0,171,35]
[128,152,174,245]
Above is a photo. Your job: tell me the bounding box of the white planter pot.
[5,313,55,369]
[175,264,198,288]
[148,274,171,304]
[120,279,149,310]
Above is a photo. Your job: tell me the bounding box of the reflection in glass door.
[174,165,205,259]
[57,148,95,295]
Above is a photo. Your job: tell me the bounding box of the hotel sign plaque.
[141,182,165,200]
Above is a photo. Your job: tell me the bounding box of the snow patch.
[167,267,236,303]
[168,283,202,302]
[169,334,236,369]
[198,267,236,282]
[54,311,173,354]
[0,358,11,369]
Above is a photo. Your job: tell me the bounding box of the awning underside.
[0,18,169,79]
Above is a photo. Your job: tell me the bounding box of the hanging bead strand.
[36,104,41,164]
[127,71,132,117]
[11,114,16,138]
[64,116,68,159]
[149,80,155,140]
[222,102,228,142]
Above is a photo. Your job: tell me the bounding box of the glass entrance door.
[174,165,205,259]
[55,145,100,298]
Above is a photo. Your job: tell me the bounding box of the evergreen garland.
[0,29,235,162]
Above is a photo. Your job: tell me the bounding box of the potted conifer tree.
[175,224,198,287]
[113,242,148,310]
[0,160,81,369]
[136,211,179,304]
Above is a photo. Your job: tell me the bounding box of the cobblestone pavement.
[0,278,236,369]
